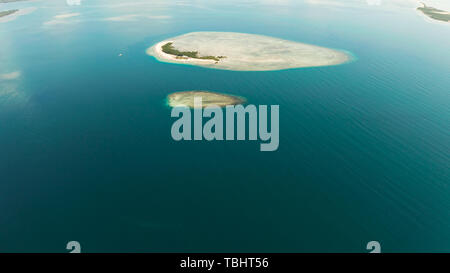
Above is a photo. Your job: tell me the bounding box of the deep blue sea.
[0,0,449,252]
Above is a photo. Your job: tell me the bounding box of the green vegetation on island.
[0,9,18,18]
[162,42,226,62]
[417,3,450,23]
[0,0,28,19]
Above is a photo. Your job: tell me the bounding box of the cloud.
[305,0,419,8]
[305,0,358,7]
[366,0,382,6]
[0,71,21,81]
[422,0,450,10]
[67,0,82,6]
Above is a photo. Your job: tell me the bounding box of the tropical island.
[0,0,34,22]
[167,91,246,108]
[0,9,17,18]
[417,3,450,23]
[147,32,352,71]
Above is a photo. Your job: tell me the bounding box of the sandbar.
[167,91,246,108]
[147,32,352,71]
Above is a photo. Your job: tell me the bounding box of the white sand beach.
[147,41,218,66]
[147,32,352,71]
[167,91,245,108]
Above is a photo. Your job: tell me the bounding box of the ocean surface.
[0,0,449,252]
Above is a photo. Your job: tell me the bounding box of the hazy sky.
[304,0,450,9]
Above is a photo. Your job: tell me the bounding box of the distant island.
[0,9,18,18]
[417,3,450,23]
[147,32,352,71]
[0,1,35,23]
[167,91,246,108]
[0,0,32,21]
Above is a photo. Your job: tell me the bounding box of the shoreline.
[167,91,246,109]
[0,9,18,19]
[0,7,36,23]
[147,41,218,66]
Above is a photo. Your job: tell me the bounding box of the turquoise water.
[0,0,449,252]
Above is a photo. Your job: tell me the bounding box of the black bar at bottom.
[0,253,446,271]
